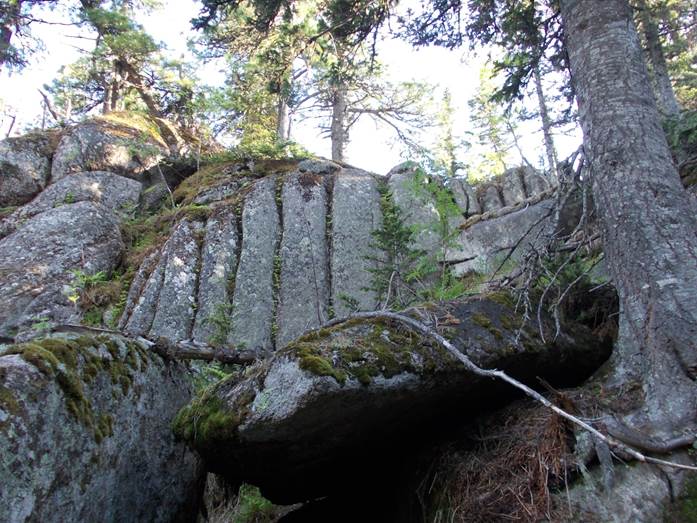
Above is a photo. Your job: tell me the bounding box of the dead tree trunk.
[276,96,289,142]
[330,82,347,163]
[636,0,682,117]
[533,64,559,179]
[560,0,697,436]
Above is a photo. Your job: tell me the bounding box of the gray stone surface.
[521,166,552,196]
[500,168,527,205]
[297,158,341,175]
[448,178,471,215]
[0,132,54,207]
[563,461,677,522]
[230,176,280,352]
[447,200,555,275]
[478,184,504,212]
[175,297,609,504]
[276,171,329,347]
[0,201,124,339]
[331,168,382,316]
[193,209,239,344]
[387,163,441,255]
[123,255,166,337]
[1,171,140,238]
[118,251,159,331]
[0,334,201,522]
[51,119,167,181]
[149,219,203,341]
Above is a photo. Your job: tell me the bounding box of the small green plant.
[63,192,75,204]
[191,361,237,391]
[365,181,424,309]
[63,269,119,327]
[31,315,52,334]
[232,483,277,523]
[205,302,234,348]
[338,293,360,313]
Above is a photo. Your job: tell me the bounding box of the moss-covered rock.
[0,333,202,522]
[51,113,169,181]
[173,294,610,505]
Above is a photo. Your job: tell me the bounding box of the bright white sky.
[0,0,580,175]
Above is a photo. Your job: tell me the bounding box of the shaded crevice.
[324,171,336,319]
[271,174,285,350]
[188,220,206,340]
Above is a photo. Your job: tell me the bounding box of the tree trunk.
[636,0,681,117]
[0,0,21,70]
[533,64,559,179]
[560,0,697,436]
[276,96,289,142]
[330,83,347,163]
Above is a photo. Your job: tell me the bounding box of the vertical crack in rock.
[148,219,203,341]
[229,176,281,352]
[117,251,159,331]
[331,168,382,317]
[123,254,166,336]
[192,208,239,344]
[325,170,336,318]
[276,170,329,348]
[387,164,441,257]
[501,168,527,205]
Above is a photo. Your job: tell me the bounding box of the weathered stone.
[122,258,165,337]
[149,219,203,341]
[500,168,527,205]
[562,460,681,522]
[521,166,552,196]
[193,209,239,344]
[0,334,201,522]
[1,171,140,238]
[478,184,504,212]
[387,163,441,256]
[331,168,382,316]
[118,252,159,332]
[297,158,341,175]
[448,178,471,215]
[173,296,610,503]
[0,201,124,339]
[276,171,330,348]
[447,200,555,275]
[230,176,280,352]
[51,118,167,181]
[0,132,55,207]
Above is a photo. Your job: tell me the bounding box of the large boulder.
[0,171,141,239]
[172,295,611,503]
[0,131,58,207]
[119,159,567,350]
[446,199,557,275]
[51,115,168,181]
[0,201,124,339]
[0,333,202,522]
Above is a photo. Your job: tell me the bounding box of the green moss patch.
[233,483,278,523]
[2,335,149,443]
[286,319,453,386]
[173,374,258,447]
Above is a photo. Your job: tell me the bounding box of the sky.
[0,0,580,175]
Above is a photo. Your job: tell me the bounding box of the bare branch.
[306,311,697,472]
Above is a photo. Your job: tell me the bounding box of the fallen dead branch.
[314,311,697,472]
[49,324,258,365]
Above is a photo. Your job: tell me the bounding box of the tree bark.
[636,0,682,118]
[330,82,347,163]
[276,96,289,142]
[560,0,697,435]
[533,64,559,179]
[0,0,21,70]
